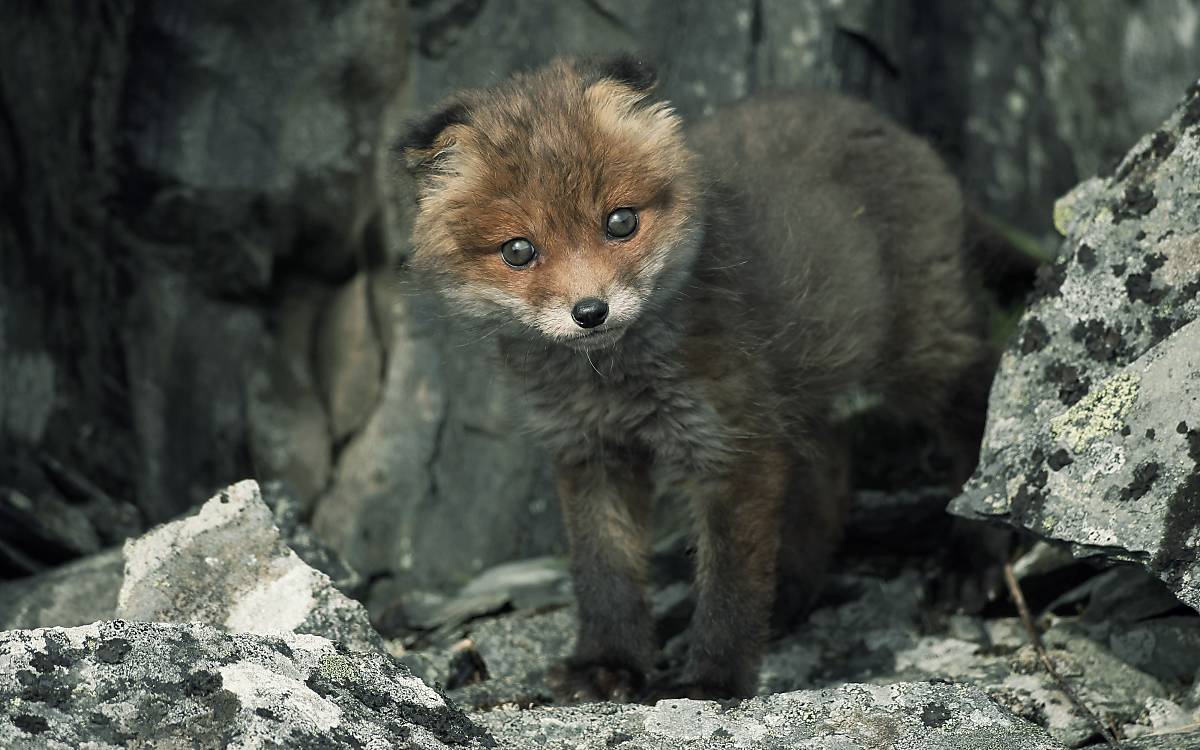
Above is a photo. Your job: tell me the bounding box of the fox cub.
[400,55,988,699]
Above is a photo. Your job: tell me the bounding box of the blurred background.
[2,0,1199,621]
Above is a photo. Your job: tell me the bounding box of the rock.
[0,481,365,634]
[1011,540,1081,580]
[0,620,493,749]
[1102,616,1200,686]
[0,488,101,571]
[951,81,1200,610]
[261,480,365,600]
[312,289,562,592]
[475,682,1066,749]
[845,488,958,553]
[118,480,384,654]
[1071,566,1186,623]
[247,279,334,512]
[760,572,928,694]
[1087,730,1200,750]
[427,607,575,710]
[123,273,270,522]
[455,557,571,612]
[37,455,143,547]
[55,0,411,522]
[1,0,409,539]
[315,274,385,442]
[121,1,408,284]
[396,557,572,633]
[0,549,123,631]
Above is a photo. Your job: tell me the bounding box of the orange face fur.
[403,58,701,349]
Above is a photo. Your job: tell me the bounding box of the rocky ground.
[4,478,1200,749]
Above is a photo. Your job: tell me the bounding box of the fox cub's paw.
[547,659,645,703]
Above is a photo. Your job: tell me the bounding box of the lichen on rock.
[952,78,1200,610]
[1051,371,1141,453]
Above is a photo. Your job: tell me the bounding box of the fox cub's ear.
[587,53,657,92]
[396,100,470,173]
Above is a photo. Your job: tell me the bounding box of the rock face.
[0,0,408,584]
[476,682,1066,750]
[117,480,384,654]
[0,621,492,750]
[0,549,124,632]
[950,81,1200,609]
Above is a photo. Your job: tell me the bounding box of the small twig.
[1002,562,1124,750]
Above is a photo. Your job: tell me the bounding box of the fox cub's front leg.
[550,458,655,701]
[683,445,790,698]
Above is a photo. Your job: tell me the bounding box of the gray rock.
[1069,566,1185,624]
[247,279,335,512]
[0,480,366,635]
[0,620,492,749]
[315,274,385,442]
[405,557,573,632]
[123,272,271,522]
[1087,730,1200,750]
[468,608,576,687]
[951,80,1200,610]
[0,488,101,564]
[760,572,929,694]
[261,480,365,600]
[116,0,410,525]
[312,289,562,592]
[1102,616,1200,685]
[888,619,1169,748]
[475,682,1066,749]
[881,0,1200,242]
[118,480,384,654]
[36,456,143,548]
[443,608,576,710]
[0,549,123,631]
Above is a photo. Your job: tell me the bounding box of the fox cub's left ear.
[585,53,658,92]
[396,99,470,174]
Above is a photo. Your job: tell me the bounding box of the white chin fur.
[561,326,630,350]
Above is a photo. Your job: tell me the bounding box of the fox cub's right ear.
[396,100,470,174]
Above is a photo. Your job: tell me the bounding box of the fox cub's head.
[399,56,700,350]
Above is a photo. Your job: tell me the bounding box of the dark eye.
[500,238,537,268]
[605,207,638,239]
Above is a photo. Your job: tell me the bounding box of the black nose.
[571,298,609,328]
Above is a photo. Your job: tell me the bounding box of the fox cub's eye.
[605,208,638,239]
[500,238,537,268]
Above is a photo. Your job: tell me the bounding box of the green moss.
[1050,371,1141,452]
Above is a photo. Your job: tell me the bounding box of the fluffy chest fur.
[502,325,743,473]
